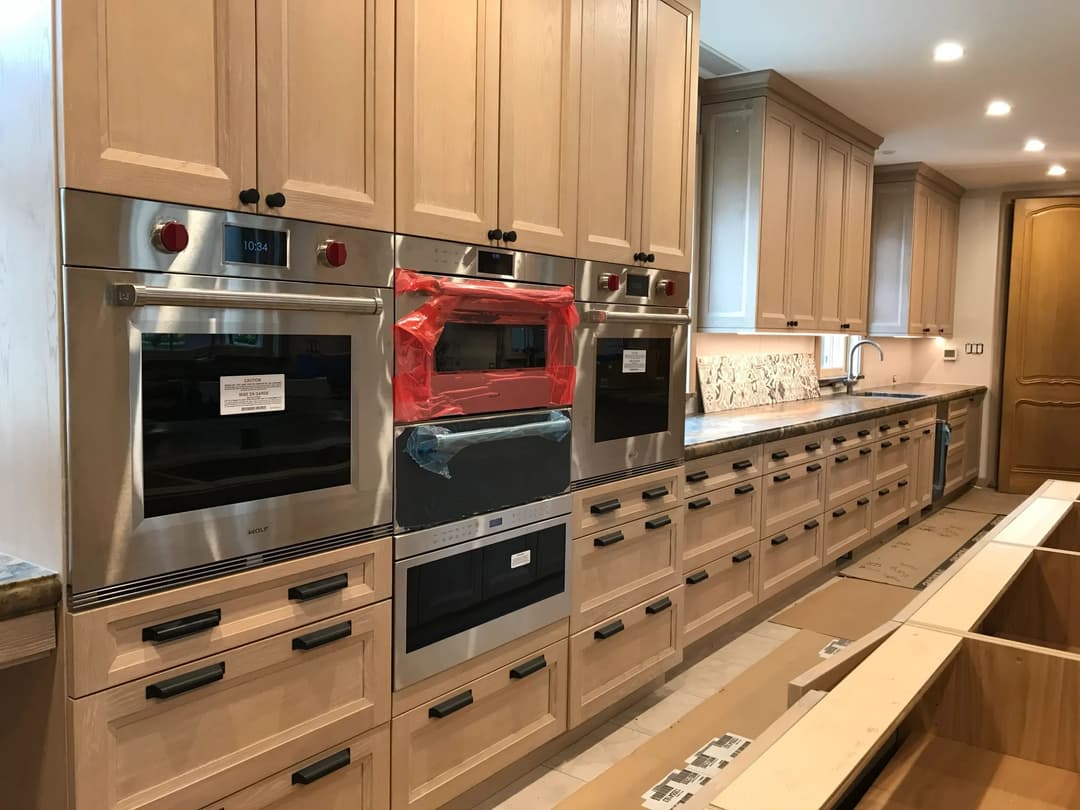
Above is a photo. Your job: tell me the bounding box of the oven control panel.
[577,261,690,308]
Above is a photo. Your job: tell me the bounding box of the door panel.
[936,197,959,336]
[907,184,930,334]
[841,146,874,333]
[919,190,943,334]
[757,101,796,329]
[786,117,826,329]
[816,135,848,332]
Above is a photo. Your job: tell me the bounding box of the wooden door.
[815,134,849,332]
[498,0,581,256]
[918,189,944,334]
[785,116,826,329]
[841,146,874,333]
[1000,199,1080,493]
[936,196,960,336]
[61,0,256,210]
[638,0,697,273]
[257,0,393,229]
[396,0,500,242]
[577,0,646,265]
[907,183,931,335]
[756,101,797,330]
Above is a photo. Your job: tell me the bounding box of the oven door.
[572,304,690,483]
[64,266,393,598]
[393,511,570,688]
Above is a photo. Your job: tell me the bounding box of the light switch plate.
[944,348,958,361]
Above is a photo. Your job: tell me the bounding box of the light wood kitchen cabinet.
[684,445,763,496]
[871,476,911,537]
[825,445,874,511]
[913,426,936,512]
[683,542,758,646]
[963,394,983,483]
[874,434,914,487]
[684,479,762,572]
[868,163,963,337]
[759,518,823,601]
[823,494,872,564]
[697,71,882,333]
[763,461,826,535]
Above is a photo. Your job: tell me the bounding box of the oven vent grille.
[68,522,394,611]
[571,459,681,491]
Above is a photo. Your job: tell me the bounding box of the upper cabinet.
[60,0,395,230]
[397,0,582,256]
[697,71,882,333]
[578,0,699,272]
[867,163,963,338]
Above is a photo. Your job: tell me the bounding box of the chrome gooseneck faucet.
[846,339,884,395]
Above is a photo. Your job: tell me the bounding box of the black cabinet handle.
[645,596,673,615]
[642,486,670,500]
[732,459,754,471]
[924,428,933,436]
[879,488,891,496]
[646,253,656,263]
[857,497,870,506]
[146,662,225,700]
[510,655,547,680]
[142,609,221,643]
[880,425,891,432]
[773,472,791,483]
[238,188,260,205]
[922,327,931,333]
[594,530,625,547]
[835,454,849,464]
[833,508,847,518]
[289,573,348,601]
[900,435,911,443]
[771,450,790,460]
[488,228,504,241]
[686,470,709,483]
[732,549,753,563]
[793,320,800,327]
[292,748,351,786]
[645,515,672,530]
[898,479,909,488]
[832,436,847,444]
[899,419,910,427]
[594,620,624,640]
[807,463,822,472]
[292,621,352,651]
[633,251,646,262]
[504,230,518,243]
[734,483,755,495]
[686,570,709,585]
[591,498,621,515]
[860,447,873,456]
[805,442,821,452]
[688,497,711,511]
[804,519,820,530]
[858,429,871,437]
[881,440,893,448]
[429,690,473,718]
[771,534,790,546]
[265,191,287,208]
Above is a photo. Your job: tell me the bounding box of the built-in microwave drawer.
[684,445,763,497]
[684,479,762,571]
[573,466,683,537]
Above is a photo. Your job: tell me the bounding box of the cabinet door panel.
[919,189,944,333]
[396,0,500,242]
[841,147,874,333]
[577,0,645,265]
[639,0,697,272]
[257,0,393,229]
[786,117,826,328]
[757,101,796,329]
[907,184,930,334]
[61,0,256,209]
[936,198,959,336]
[816,135,849,332]
[498,0,581,256]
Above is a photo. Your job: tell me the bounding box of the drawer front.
[873,434,913,486]
[72,601,391,810]
[908,405,937,429]
[572,508,682,632]
[944,451,967,494]
[824,419,875,452]
[683,543,758,647]
[573,467,682,537]
[947,397,970,420]
[68,537,392,698]
[683,479,762,571]
[763,462,826,535]
[874,414,908,440]
[569,586,684,728]
[763,432,827,474]
[391,638,568,810]
[825,446,874,510]
[684,445,763,497]
[206,725,390,810]
[871,476,912,537]
[759,519,823,602]
[948,415,968,457]
[823,495,873,564]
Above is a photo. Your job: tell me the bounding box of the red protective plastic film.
[394,269,579,423]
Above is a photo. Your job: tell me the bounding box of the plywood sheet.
[771,578,915,640]
[950,487,1028,516]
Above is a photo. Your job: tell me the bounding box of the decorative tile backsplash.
[697,352,820,413]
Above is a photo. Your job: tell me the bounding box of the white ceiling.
[700,0,1080,190]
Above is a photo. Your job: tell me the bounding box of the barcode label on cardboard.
[819,638,852,658]
[683,733,753,776]
[641,769,711,809]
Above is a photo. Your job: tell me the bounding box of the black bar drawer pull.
[807,463,822,473]
[860,447,873,456]
[594,530,625,547]
[687,497,711,511]
[686,570,709,585]
[770,534,789,546]
[645,596,673,615]
[773,472,791,483]
[645,515,672,530]
[591,498,621,515]
[858,429,871,437]
[686,470,710,483]
[733,459,754,471]
[898,479,909,488]
[857,497,871,506]
[642,486,670,501]
[510,655,548,680]
[292,748,351,786]
[142,609,221,643]
[880,424,890,432]
[879,488,891,496]
[732,550,753,563]
[292,621,352,651]
[832,508,847,518]
[805,441,821,452]
[288,573,348,602]
[924,428,933,436]
[146,662,225,700]
[900,435,911,443]
[899,419,910,427]
[734,483,755,496]
[880,440,893,448]
[804,519,820,530]
[835,454,849,464]
[832,436,847,444]
[594,620,624,640]
[771,450,789,460]
[429,690,473,718]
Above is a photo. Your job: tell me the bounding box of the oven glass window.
[594,337,671,442]
[140,333,351,518]
[404,524,566,653]
[434,322,547,372]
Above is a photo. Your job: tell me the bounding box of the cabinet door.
[907,183,931,335]
[964,398,983,482]
[919,189,944,334]
[577,0,646,265]
[639,0,697,273]
[498,0,581,256]
[61,0,256,210]
[757,101,796,330]
[936,197,959,337]
[815,134,849,332]
[785,116,827,329]
[396,0,500,242]
[256,0,393,229]
[914,426,935,510]
[841,146,874,333]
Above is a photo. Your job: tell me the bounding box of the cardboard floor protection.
[770,578,916,640]
[555,630,835,810]
[842,508,996,589]
[950,487,1028,516]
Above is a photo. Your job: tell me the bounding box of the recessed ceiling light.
[1024,138,1047,152]
[934,41,965,62]
[1048,164,1067,177]
[985,100,1012,116]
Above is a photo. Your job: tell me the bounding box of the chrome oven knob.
[151,220,189,254]
[598,273,620,292]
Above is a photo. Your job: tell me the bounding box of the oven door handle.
[583,310,691,326]
[113,283,383,315]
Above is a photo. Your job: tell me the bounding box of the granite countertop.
[0,553,61,620]
[685,383,987,460]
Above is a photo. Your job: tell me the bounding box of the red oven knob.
[151,221,189,253]
[657,279,676,297]
[318,239,348,267]
[598,273,620,292]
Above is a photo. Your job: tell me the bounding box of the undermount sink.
[857,392,928,399]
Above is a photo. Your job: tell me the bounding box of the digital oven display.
[626,273,650,297]
[478,250,514,276]
[223,225,289,267]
